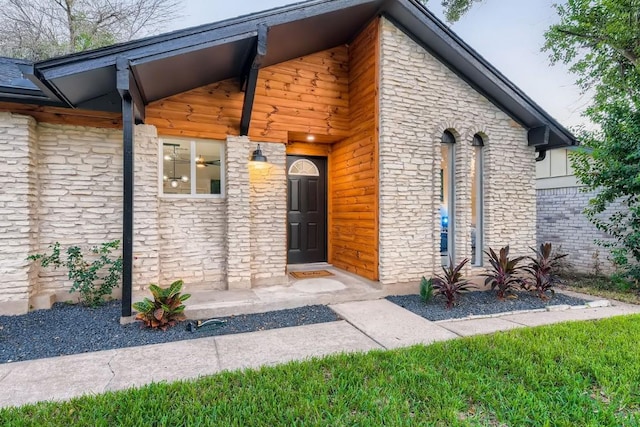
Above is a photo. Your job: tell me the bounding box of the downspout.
[535,150,546,162]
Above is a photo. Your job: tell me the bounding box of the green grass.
[3,316,640,426]
[561,272,640,304]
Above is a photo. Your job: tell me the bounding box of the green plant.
[28,240,122,307]
[482,246,526,299]
[524,243,568,300]
[133,279,191,330]
[419,277,434,303]
[432,257,473,308]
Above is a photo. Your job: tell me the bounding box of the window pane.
[163,140,191,195]
[440,144,449,264]
[471,138,484,266]
[195,141,223,195]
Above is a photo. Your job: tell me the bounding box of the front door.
[287,156,327,264]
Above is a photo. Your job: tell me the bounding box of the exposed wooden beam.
[528,125,550,147]
[240,24,268,136]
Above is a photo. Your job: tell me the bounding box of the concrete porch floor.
[133,264,417,320]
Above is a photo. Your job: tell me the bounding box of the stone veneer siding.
[537,186,617,273]
[0,113,37,314]
[0,115,288,314]
[377,19,536,284]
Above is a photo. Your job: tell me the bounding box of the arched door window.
[288,159,320,176]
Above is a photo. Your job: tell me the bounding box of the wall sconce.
[250,144,268,163]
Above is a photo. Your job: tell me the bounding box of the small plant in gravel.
[482,246,526,299]
[420,277,434,303]
[524,243,568,300]
[133,279,191,331]
[432,258,473,308]
[28,240,122,307]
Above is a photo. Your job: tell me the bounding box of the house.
[0,0,576,316]
[536,148,615,274]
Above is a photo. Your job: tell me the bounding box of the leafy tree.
[544,0,640,283]
[0,0,183,60]
[418,0,485,22]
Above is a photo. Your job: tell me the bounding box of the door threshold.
[287,262,332,271]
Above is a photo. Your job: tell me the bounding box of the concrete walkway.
[1,296,640,408]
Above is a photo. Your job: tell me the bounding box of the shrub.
[133,279,191,331]
[28,240,122,307]
[432,258,473,308]
[420,277,434,303]
[482,246,526,299]
[524,243,568,300]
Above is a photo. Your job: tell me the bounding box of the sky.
[168,0,589,129]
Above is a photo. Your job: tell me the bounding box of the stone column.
[132,124,160,288]
[0,113,38,314]
[249,142,288,286]
[225,136,252,289]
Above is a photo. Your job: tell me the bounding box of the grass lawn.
[2,315,640,426]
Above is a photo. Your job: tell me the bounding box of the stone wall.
[36,123,125,298]
[0,113,37,314]
[249,143,287,285]
[537,186,617,273]
[378,19,536,283]
[0,116,290,313]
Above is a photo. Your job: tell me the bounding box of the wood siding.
[329,18,379,280]
[146,46,350,143]
[0,102,121,129]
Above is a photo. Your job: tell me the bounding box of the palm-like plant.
[432,257,473,308]
[133,279,191,331]
[524,243,568,300]
[482,246,526,299]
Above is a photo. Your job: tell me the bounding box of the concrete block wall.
[378,19,536,283]
[537,186,618,273]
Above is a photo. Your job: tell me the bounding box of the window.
[471,134,484,266]
[160,138,224,197]
[288,159,320,176]
[440,130,456,265]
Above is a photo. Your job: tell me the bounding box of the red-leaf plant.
[432,257,474,308]
[523,243,568,300]
[482,246,526,299]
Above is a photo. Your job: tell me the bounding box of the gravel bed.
[387,290,591,321]
[0,301,339,364]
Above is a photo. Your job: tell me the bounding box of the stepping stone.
[330,299,458,349]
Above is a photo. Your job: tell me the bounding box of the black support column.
[116,57,145,317]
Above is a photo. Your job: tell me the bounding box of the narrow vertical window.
[471,134,484,266]
[440,130,456,265]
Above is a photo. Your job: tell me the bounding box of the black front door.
[287,156,327,264]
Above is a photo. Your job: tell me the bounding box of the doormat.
[289,270,334,279]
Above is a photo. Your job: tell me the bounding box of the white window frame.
[158,138,225,199]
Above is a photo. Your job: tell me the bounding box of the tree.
[544,0,640,283]
[418,0,485,23]
[0,0,183,61]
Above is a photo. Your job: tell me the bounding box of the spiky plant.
[482,246,526,299]
[420,277,434,303]
[133,279,191,331]
[432,257,473,308]
[524,243,568,300]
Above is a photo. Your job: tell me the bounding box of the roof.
[0,0,577,150]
